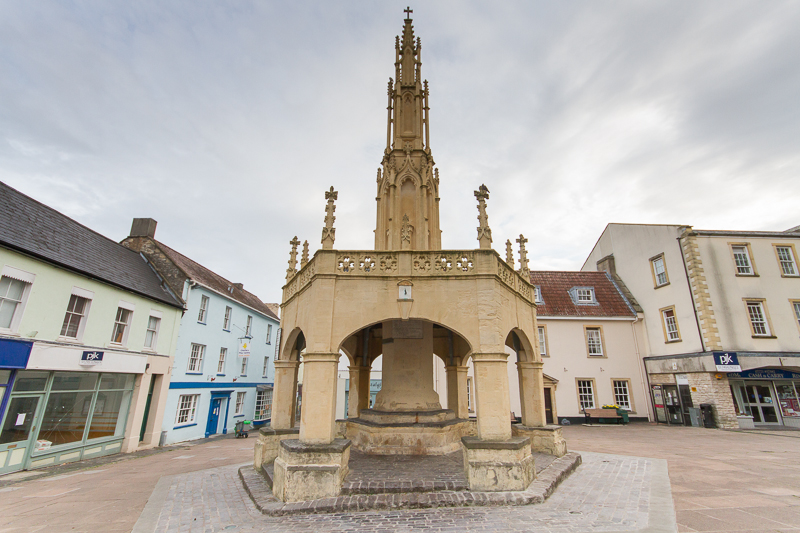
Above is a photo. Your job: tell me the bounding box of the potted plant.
[602,404,629,424]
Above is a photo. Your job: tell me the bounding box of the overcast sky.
[2,1,799,304]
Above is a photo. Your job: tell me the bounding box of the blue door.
[205,398,221,438]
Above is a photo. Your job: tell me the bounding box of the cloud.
[1,1,799,303]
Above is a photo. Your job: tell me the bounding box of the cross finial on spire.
[404,6,413,19]
[287,236,300,280]
[322,186,338,249]
[516,234,530,277]
[474,184,492,249]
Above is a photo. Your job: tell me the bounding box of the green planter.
[616,408,630,424]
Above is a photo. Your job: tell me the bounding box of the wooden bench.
[583,408,625,425]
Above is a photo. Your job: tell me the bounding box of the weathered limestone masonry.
[648,370,738,429]
[257,11,569,503]
[679,228,722,351]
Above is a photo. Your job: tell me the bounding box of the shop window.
[0,275,32,332]
[187,343,205,373]
[744,300,773,337]
[110,306,133,345]
[255,389,273,421]
[650,254,669,288]
[774,244,799,277]
[584,326,605,357]
[775,382,800,420]
[217,348,227,374]
[660,307,681,342]
[538,325,549,357]
[12,371,49,392]
[223,306,232,330]
[198,295,209,323]
[577,379,596,410]
[613,380,632,411]
[235,391,246,416]
[144,315,161,350]
[176,394,199,425]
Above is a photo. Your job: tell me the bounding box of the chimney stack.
[130,218,157,239]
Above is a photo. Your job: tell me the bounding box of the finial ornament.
[474,184,492,249]
[321,186,338,250]
[506,240,515,268]
[404,6,413,19]
[516,234,530,278]
[287,236,300,280]
[301,240,309,268]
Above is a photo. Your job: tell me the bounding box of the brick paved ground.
[142,450,670,532]
[1,424,798,532]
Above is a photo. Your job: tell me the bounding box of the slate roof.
[152,240,278,320]
[529,271,636,318]
[0,181,183,308]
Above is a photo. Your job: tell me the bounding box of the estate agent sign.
[713,352,741,372]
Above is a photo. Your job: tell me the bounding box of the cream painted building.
[583,223,800,429]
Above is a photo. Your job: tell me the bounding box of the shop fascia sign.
[238,338,251,358]
[727,368,800,380]
[80,350,104,366]
[713,352,741,372]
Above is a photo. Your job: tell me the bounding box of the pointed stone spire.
[474,184,492,249]
[287,236,300,280]
[321,186,337,250]
[301,240,309,268]
[506,240,515,268]
[516,234,530,278]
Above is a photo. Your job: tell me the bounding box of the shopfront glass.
[0,369,11,410]
[776,382,800,419]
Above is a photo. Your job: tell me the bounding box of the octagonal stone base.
[254,427,300,471]
[461,436,534,492]
[272,438,351,502]
[512,424,567,457]
[347,410,468,455]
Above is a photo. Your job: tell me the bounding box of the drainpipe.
[678,233,707,353]
[631,315,655,422]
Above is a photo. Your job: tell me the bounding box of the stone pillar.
[445,365,469,418]
[347,366,371,418]
[517,361,546,427]
[472,352,512,441]
[271,360,299,430]
[299,353,339,444]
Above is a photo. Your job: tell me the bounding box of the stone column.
[299,353,339,444]
[271,360,300,429]
[347,366,371,418]
[445,365,469,418]
[472,352,512,440]
[517,361,546,427]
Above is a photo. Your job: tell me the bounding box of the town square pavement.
[0,424,797,532]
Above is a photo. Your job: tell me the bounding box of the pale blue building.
[122,219,279,444]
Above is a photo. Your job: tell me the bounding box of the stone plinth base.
[512,424,567,457]
[272,439,351,502]
[347,410,468,455]
[254,427,300,471]
[461,436,534,492]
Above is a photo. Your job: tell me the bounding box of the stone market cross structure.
[255,12,567,503]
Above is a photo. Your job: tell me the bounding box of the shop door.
[205,398,222,438]
[0,394,42,474]
[544,387,554,425]
[740,382,780,424]
[663,385,684,425]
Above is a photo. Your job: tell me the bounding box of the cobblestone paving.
[143,451,672,533]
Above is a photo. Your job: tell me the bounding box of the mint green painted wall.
[1,248,183,355]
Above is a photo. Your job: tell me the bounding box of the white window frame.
[569,286,597,305]
[731,244,755,276]
[585,326,604,357]
[650,255,669,288]
[175,394,199,425]
[577,379,596,410]
[262,357,270,377]
[266,324,273,344]
[144,312,161,350]
[774,245,799,277]
[745,300,772,337]
[217,347,227,374]
[534,286,543,304]
[538,325,548,358]
[235,391,246,416]
[661,307,681,342]
[188,343,206,373]
[792,300,800,333]
[245,315,253,338]
[255,389,273,421]
[0,267,35,334]
[110,302,134,346]
[198,295,210,323]
[612,379,632,411]
[240,357,248,376]
[223,306,232,330]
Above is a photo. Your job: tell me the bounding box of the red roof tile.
[529,271,636,318]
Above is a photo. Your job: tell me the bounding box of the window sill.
[173,423,198,429]
[752,335,777,339]
[665,339,682,344]
[735,273,759,277]
[142,348,159,354]
[223,329,231,333]
[56,336,82,343]
[107,342,128,350]
[186,372,203,375]
[1,330,21,337]
[587,355,607,359]
[654,282,670,289]
[233,414,245,418]
[217,373,226,377]
[197,322,207,326]
[780,274,800,278]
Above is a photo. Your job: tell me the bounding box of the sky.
[2,1,799,305]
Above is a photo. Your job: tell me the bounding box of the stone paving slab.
[134,451,676,532]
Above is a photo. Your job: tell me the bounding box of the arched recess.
[505,328,537,363]
[505,328,546,427]
[280,328,306,361]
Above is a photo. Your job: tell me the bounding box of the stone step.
[340,479,469,494]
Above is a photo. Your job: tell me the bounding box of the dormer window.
[568,287,597,305]
[534,286,543,304]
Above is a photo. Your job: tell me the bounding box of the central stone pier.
[346,409,469,455]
